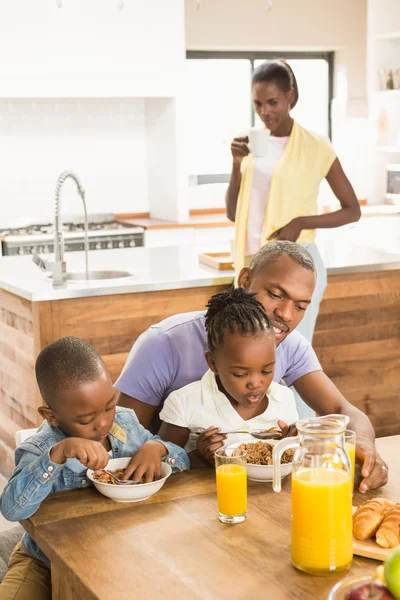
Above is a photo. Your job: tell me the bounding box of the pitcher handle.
[272,436,300,493]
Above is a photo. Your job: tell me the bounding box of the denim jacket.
[0,407,190,567]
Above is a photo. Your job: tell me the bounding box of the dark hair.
[35,336,105,405]
[249,241,315,275]
[252,59,299,109]
[205,288,273,351]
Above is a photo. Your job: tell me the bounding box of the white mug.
[248,128,271,157]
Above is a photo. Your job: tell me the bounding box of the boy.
[0,337,189,599]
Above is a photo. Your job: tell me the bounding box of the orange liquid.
[345,442,356,487]
[292,468,353,574]
[216,464,247,516]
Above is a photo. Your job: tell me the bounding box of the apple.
[384,546,400,600]
[345,581,395,600]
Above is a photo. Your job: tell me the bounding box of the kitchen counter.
[0,241,399,478]
[0,241,399,302]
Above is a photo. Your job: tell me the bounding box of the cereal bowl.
[87,457,172,503]
[225,438,293,483]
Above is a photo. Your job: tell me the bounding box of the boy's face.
[38,370,117,441]
[206,330,276,410]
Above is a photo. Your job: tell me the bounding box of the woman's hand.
[122,440,167,483]
[230,136,250,165]
[196,426,227,465]
[268,217,303,242]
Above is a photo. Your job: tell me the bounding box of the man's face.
[238,255,316,345]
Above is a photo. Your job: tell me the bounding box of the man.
[116,241,388,492]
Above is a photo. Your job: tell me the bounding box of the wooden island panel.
[313,269,400,437]
[1,268,400,478]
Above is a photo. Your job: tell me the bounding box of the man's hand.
[356,439,389,493]
[50,438,110,470]
[122,440,167,483]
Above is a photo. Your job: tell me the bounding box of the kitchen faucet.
[33,171,89,287]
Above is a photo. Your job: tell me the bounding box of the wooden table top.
[23,436,400,600]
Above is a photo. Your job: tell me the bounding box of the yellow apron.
[233,120,336,274]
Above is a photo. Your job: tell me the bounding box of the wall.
[185,0,367,109]
[0,99,148,222]
[0,0,187,225]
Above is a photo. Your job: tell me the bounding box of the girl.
[159,288,298,464]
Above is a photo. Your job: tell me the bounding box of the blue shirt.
[0,407,190,567]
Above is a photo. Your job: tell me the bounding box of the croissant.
[376,504,400,548]
[353,498,394,541]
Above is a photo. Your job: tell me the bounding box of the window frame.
[186,50,334,184]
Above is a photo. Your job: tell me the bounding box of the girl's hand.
[230,136,250,165]
[122,440,167,483]
[196,426,227,464]
[268,218,303,242]
[277,420,298,438]
[50,438,110,470]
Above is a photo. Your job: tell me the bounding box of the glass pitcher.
[273,414,353,576]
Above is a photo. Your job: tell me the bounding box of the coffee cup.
[248,128,270,157]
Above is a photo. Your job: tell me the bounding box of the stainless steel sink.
[46,270,133,282]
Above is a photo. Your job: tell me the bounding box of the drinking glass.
[215,448,247,524]
[345,430,356,489]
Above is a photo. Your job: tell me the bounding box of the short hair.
[249,241,316,275]
[252,59,299,109]
[35,337,105,405]
[205,287,273,352]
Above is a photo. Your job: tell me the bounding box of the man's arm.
[117,393,157,431]
[294,371,388,492]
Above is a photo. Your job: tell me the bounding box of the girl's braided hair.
[205,288,273,351]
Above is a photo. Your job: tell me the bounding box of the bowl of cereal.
[227,438,294,482]
[87,457,172,503]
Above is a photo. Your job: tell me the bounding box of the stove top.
[2,221,135,236]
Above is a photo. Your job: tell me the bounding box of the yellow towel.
[233,120,336,273]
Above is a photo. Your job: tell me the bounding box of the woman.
[226,59,361,417]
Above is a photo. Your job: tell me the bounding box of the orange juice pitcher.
[273,414,353,575]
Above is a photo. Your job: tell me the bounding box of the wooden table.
[22,436,400,600]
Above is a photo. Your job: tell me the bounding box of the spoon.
[101,470,140,485]
[192,428,282,440]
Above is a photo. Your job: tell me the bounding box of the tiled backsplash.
[0,99,149,223]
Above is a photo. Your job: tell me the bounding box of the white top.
[245,135,289,256]
[159,369,299,453]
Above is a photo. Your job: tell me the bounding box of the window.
[184,51,333,183]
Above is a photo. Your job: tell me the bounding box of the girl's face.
[252,81,294,134]
[206,330,276,410]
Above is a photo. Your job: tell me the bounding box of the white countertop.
[0,241,399,302]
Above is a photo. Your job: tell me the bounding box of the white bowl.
[226,439,293,483]
[87,457,172,503]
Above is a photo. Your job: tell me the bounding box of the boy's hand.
[196,426,227,465]
[122,441,167,483]
[50,438,110,471]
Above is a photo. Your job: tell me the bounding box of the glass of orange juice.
[345,430,356,489]
[215,448,247,524]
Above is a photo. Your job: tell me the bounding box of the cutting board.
[199,252,234,271]
[352,506,394,561]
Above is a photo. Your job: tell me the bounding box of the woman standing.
[226,59,361,417]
